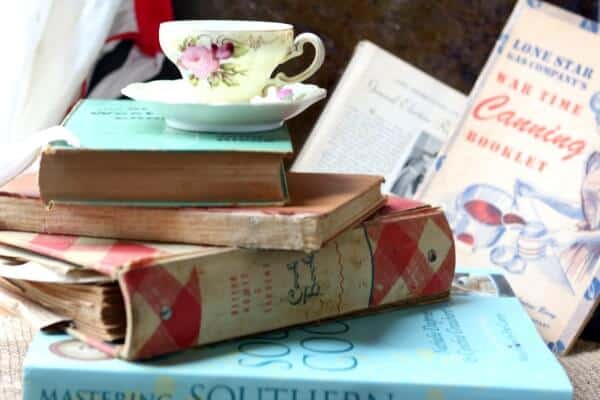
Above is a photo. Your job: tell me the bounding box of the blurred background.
[165,0,599,152]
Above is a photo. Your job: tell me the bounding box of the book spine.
[0,196,309,250]
[116,210,455,360]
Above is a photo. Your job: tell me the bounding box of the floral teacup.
[159,20,325,104]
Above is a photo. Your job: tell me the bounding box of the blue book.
[22,285,572,400]
[39,99,292,207]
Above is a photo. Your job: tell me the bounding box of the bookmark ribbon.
[0,126,80,188]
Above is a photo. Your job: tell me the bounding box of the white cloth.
[0,0,169,187]
[0,126,79,188]
[0,1,121,184]
[0,1,121,143]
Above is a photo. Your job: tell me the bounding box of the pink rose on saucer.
[180,45,219,80]
[277,87,294,100]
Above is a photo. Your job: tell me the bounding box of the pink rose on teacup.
[179,45,219,79]
[160,21,325,101]
[179,42,235,80]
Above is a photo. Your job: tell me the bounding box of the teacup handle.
[271,32,325,84]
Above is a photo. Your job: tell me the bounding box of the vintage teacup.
[159,20,325,103]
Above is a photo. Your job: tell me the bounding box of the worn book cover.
[22,273,571,400]
[0,172,383,251]
[39,99,293,206]
[419,0,600,353]
[0,198,455,360]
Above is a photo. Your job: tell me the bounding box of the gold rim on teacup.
[159,20,325,104]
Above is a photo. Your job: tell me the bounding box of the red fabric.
[106,31,139,44]
[69,0,172,118]
[134,0,173,56]
[80,80,87,98]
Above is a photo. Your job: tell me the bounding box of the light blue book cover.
[57,99,293,154]
[23,290,572,400]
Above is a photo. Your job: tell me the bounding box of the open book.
[293,40,467,197]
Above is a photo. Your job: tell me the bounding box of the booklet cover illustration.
[419,0,600,353]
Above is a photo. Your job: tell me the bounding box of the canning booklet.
[419,0,600,353]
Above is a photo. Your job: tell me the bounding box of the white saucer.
[121,80,326,132]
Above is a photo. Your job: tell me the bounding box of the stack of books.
[0,98,572,399]
[0,99,456,360]
[0,1,582,396]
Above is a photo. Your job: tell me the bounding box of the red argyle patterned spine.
[118,207,454,360]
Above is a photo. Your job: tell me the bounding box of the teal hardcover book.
[22,286,572,400]
[39,99,292,207]
[60,99,293,153]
